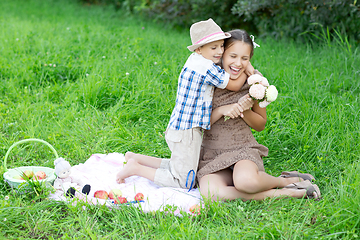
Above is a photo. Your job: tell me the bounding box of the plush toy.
[53,158,91,198]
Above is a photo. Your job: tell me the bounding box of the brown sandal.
[284,180,321,200]
[280,171,315,182]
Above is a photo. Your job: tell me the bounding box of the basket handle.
[3,138,59,171]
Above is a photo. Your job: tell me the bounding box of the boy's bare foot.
[124,151,136,162]
[116,158,139,184]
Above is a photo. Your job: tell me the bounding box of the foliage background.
[81,0,360,42]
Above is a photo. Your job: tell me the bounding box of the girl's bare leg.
[199,169,307,201]
[116,158,156,184]
[124,152,162,169]
[232,160,306,194]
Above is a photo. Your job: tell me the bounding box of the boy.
[116,19,248,189]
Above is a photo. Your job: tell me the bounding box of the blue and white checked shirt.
[168,53,229,130]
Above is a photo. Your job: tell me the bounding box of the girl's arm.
[210,100,267,131]
[210,103,243,125]
[241,101,267,132]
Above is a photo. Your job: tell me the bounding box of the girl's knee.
[233,174,260,194]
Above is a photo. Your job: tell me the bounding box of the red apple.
[108,189,122,200]
[23,170,34,179]
[134,192,144,202]
[114,196,127,204]
[93,190,109,199]
[35,171,47,180]
[189,204,200,215]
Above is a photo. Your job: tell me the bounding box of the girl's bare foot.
[280,176,305,187]
[284,180,321,200]
[116,158,139,184]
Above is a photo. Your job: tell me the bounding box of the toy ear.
[54,157,66,165]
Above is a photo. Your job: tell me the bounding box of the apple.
[114,196,128,204]
[13,175,24,180]
[108,189,122,200]
[189,204,200,215]
[35,171,47,180]
[23,170,34,179]
[93,190,109,199]
[134,192,144,202]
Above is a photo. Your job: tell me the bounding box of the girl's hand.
[245,62,254,76]
[221,103,244,119]
[237,93,254,113]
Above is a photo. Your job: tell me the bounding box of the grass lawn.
[0,0,359,238]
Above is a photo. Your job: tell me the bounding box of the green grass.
[0,0,360,238]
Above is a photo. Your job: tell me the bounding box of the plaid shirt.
[168,53,229,130]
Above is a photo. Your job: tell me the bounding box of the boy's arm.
[225,72,247,92]
[245,62,255,76]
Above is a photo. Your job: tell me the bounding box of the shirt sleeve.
[205,63,229,89]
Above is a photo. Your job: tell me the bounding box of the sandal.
[280,171,315,182]
[285,180,321,200]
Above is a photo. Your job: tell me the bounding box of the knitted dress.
[197,78,269,181]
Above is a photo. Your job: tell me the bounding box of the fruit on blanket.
[23,170,34,179]
[114,196,128,204]
[134,192,144,202]
[94,190,109,199]
[189,204,200,215]
[35,171,47,180]
[108,189,122,200]
[13,175,24,180]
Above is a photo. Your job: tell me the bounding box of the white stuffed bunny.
[53,158,90,197]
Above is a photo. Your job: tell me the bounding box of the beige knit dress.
[197,79,269,181]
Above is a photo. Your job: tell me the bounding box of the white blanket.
[49,153,201,214]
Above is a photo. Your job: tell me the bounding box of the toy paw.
[66,187,76,198]
[82,184,91,195]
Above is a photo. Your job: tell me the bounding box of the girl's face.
[222,41,252,80]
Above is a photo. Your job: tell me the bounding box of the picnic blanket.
[49,153,201,214]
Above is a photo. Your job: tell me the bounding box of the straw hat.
[187,18,231,52]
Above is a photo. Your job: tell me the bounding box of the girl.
[197,29,321,201]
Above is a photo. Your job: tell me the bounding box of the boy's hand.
[238,93,254,114]
[245,62,254,76]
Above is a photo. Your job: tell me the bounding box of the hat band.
[195,31,225,44]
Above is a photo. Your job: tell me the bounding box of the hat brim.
[187,32,231,52]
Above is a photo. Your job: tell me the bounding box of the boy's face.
[195,39,224,64]
[222,41,251,80]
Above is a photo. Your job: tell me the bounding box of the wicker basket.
[3,138,58,191]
